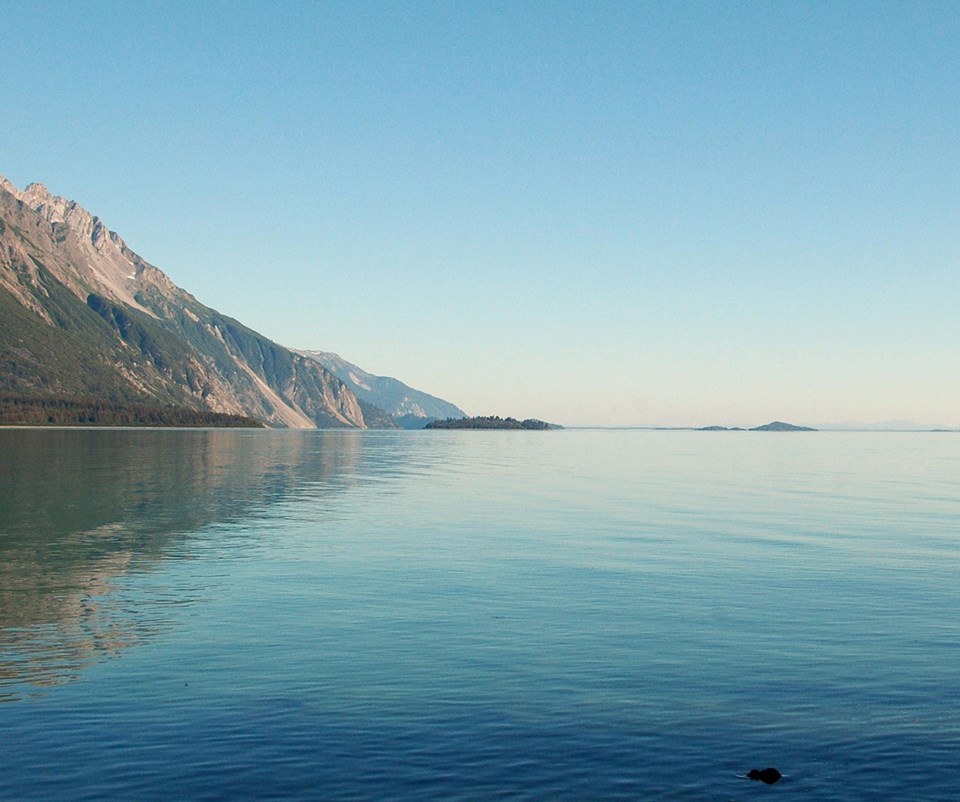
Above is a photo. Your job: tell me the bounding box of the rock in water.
[747,767,782,784]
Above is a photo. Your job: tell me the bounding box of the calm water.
[1,428,959,800]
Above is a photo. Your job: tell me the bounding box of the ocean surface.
[1,427,959,801]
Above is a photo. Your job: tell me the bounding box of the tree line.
[0,396,264,427]
[425,415,557,430]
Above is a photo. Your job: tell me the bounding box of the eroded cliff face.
[0,176,369,428]
[0,180,169,317]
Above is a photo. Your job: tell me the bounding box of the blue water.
[1,428,959,800]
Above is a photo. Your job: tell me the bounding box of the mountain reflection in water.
[0,429,381,697]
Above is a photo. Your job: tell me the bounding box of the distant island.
[696,421,816,432]
[425,416,562,430]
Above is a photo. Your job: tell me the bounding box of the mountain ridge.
[297,350,466,427]
[0,176,384,428]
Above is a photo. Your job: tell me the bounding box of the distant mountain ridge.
[297,350,466,428]
[0,175,391,427]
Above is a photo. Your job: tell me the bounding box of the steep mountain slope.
[0,176,382,428]
[297,350,466,428]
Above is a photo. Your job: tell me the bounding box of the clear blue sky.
[3,1,958,426]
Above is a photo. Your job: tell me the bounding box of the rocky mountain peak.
[0,175,158,313]
[22,181,101,241]
[2,176,105,246]
[0,175,19,197]
[20,181,60,210]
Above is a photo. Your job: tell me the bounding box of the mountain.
[0,176,389,428]
[749,421,817,432]
[296,350,466,428]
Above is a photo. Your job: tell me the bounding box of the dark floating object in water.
[746,767,782,784]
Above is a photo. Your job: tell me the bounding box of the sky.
[2,1,959,427]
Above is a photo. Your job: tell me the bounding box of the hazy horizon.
[3,2,958,428]
[563,421,960,431]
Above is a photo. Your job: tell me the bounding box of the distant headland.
[425,416,563,430]
[697,420,817,432]
[698,421,817,432]
[750,421,817,431]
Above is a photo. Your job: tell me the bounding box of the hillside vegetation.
[0,396,264,427]
[425,416,560,430]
